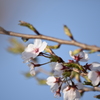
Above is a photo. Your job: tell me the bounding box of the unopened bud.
[64,25,74,40]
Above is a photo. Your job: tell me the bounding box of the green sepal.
[50,55,59,62]
[83,81,92,86]
[50,55,64,63]
[63,71,71,78]
[47,44,61,49]
[88,50,97,54]
[71,49,82,56]
[64,63,84,71]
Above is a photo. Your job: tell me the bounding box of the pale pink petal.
[50,83,59,93]
[34,39,42,48]
[88,71,97,79]
[88,71,99,86]
[23,51,37,59]
[68,89,76,100]
[47,76,56,82]
[79,51,89,62]
[22,52,33,61]
[46,76,56,85]
[90,62,100,71]
[92,76,100,86]
[51,62,63,76]
[63,91,68,100]
[25,44,34,52]
[63,87,80,100]
[55,62,63,71]
[69,50,74,59]
[39,41,47,52]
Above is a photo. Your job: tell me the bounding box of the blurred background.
[0,0,100,100]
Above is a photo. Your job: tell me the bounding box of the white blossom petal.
[25,44,34,52]
[34,39,42,48]
[50,83,59,93]
[89,62,100,71]
[39,41,47,52]
[88,71,99,86]
[79,51,89,62]
[55,62,63,71]
[63,87,80,100]
[22,52,33,62]
[69,51,74,59]
[46,76,56,85]
[22,51,37,62]
[46,76,61,93]
[50,62,63,76]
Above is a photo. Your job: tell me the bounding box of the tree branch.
[0,27,100,51]
[80,86,100,92]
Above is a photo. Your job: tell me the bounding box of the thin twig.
[79,87,100,92]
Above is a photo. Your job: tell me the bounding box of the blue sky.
[0,0,100,100]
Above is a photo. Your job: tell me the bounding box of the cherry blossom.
[88,62,100,86]
[46,76,62,93]
[51,62,64,76]
[22,39,47,62]
[69,51,89,62]
[63,83,83,100]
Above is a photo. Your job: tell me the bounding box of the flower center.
[33,48,39,53]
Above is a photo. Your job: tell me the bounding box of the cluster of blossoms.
[22,39,100,100]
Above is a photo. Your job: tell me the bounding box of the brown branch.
[0,27,100,51]
[79,87,100,92]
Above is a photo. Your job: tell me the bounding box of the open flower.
[22,39,47,62]
[46,76,62,93]
[63,83,83,100]
[51,62,65,76]
[63,87,80,100]
[88,62,100,86]
[89,62,100,71]
[51,62,63,76]
[69,51,89,62]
